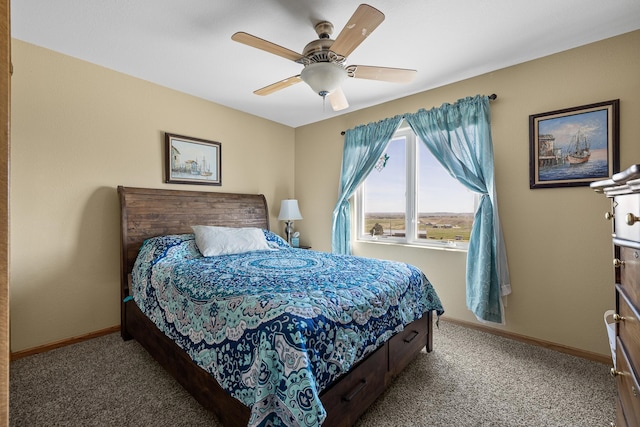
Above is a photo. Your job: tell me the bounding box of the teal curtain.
[404,95,511,323]
[331,115,403,255]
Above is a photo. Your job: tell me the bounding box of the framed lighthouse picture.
[529,100,619,189]
[165,133,222,186]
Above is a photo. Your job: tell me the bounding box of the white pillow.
[191,225,272,256]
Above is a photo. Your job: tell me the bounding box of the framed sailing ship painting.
[165,133,222,185]
[529,100,619,189]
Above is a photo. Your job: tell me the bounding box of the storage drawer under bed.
[320,342,388,427]
[388,314,430,376]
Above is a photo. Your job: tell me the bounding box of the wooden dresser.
[592,164,640,427]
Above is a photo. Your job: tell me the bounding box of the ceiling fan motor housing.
[302,21,346,65]
[303,38,340,62]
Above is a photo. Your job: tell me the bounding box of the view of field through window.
[361,133,476,243]
[364,212,474,241]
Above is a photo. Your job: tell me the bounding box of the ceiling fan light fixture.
[300,62,347,97]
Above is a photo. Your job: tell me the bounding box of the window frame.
[354,126,476,251]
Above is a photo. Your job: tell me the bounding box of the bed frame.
[118,186,434,427]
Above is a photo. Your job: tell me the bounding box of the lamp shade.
[278,199,303,221]
[300,62,347,96]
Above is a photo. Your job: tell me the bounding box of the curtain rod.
[339,93,497,135]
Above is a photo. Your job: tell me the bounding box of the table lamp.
[278,199,303,245]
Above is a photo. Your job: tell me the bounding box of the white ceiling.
[11,1,640,128]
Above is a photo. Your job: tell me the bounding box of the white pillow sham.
[191,225,272,256]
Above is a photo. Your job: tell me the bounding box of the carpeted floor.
[10,321,616,426]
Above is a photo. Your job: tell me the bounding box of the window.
[355,127,477,249]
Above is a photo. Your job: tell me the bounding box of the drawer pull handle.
[404,330,420,343]
[605,212,614,220]
[342,379,367,402]
[626,213,640,226]
[613,313,625,322]
[613,258,625,268]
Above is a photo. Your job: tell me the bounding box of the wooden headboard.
[118,186,269,291]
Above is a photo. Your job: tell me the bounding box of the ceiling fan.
[231,4,416,111]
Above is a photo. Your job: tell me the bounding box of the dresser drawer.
[614,193,640,243]
[616,246,640,311]
[615,337,640,427]
[618,291,640,377]
[617,400,627,427]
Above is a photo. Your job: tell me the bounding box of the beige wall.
[10,40,296,352]
[10,31,640,357]
[295,30,640,356]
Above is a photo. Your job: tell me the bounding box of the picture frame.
[165,133,221,186]
[529,99,619,189]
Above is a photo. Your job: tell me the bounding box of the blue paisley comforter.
[131,231,443,427]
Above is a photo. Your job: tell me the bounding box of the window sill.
[355,238,468,253]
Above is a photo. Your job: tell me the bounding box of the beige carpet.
[10,321,616,426]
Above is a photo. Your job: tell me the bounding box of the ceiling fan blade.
[348,65,416,83]
[328,87,349,111]
[254,75,302,96]
[232,32,304,62]
[330,4,385,57]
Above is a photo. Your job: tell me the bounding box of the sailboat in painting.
[200,156,213,176]
[565,129,591,165]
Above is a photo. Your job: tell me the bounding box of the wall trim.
[440,316,612,365]
[10,325,120,360]
[10,319,612,366]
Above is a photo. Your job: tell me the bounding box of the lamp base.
[284,221,293,245]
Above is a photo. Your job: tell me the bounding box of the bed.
[118,186,444,427]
